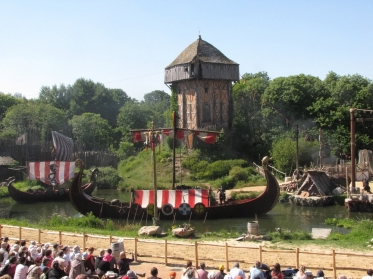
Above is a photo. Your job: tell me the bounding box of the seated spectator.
[294,266,307,279]
[26,257,42,279]
[69,253,85,279]
[250,262,265,279]
[196,263,208,279]
[47,261,67,279]
[215,265,226,279]
[338,275,347,279]
[84,247,95,274]
[229,262,244,279]
[147,267,160,279]
[270,263,283,279]
[362,269,373,279]
[315,270,324,279]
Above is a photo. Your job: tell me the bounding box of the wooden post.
[19,226,22,241]
[332,249,336,279]
[259,245,262,263]
[296,248,299,268]
[38,229,41,244]
[82,233,86,251]
[59,231,62,244]
[165,239,168,266]
[134,238,138,262]
[350,109,356,188]
[0,225,2,239]
[346,167,349,196]
[195,241,198,268]
[109,235,112,248]
[225,243,228,272]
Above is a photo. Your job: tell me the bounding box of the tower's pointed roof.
[166,35,238,68]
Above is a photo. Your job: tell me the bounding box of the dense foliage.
[1,71,373,173]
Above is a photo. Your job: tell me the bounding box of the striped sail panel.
[52,131,74,161]
[28,161,75,185]
[135,189,209,208]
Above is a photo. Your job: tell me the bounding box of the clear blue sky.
[1,1,372,101]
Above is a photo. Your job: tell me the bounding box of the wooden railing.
[1,224,372,279]
[252,163,286,182]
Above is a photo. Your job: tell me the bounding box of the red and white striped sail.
[28,161,75,185]
[161,129,192,139]
[193,131,217,144]
[135,189,209,208]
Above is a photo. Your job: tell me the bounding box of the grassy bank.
[1,214,372,251]
[117,147,266,191]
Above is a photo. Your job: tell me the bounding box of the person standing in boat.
[217,186,226,205]
[363,179,371,193]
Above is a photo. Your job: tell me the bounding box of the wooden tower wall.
[165,62,239,83]
[173,79,233,131]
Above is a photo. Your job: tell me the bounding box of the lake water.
[1,189,371,234]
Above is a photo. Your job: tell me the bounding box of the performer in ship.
[217,186,226,205]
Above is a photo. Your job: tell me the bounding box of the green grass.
[117,148,267,191]
[230,191,260,200]
[2,214,373,250]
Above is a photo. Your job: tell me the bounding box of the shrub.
[218,176,236,190]
[229,166,249,182]
[95,166,122,189]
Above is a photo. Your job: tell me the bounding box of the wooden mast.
[151,121,159,225]
[172,111,176,189]
[350,108,356,190]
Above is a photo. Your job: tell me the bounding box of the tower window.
[205,87,208,93]
[191,63,195,77]
[203,103,210,122]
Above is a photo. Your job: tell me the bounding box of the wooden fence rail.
[1,224,372,279]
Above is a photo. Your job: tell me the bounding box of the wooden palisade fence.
[1,224,371,279]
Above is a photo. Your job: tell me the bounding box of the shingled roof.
[166,35,238,68]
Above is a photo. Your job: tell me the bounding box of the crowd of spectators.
[0,237,365,279]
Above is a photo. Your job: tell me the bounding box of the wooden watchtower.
[164,35,239,131]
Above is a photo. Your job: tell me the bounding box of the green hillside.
[117,147,266,191]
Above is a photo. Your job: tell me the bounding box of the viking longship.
[7,132,96,203]
[7,168,97,203]
[69,167,279,220]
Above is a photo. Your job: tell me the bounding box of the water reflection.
[1,189,371,234]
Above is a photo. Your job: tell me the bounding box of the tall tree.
[69,113,113,150]
[38,84,72,111]
[309,73,373,155]
[41,78,132,128]
[0,92,23,121]
[232,72,270,159]
[117,101,153,143]
[142,90,170,127]
[1,100,67,144]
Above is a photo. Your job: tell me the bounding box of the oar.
[139,210,145,225]
[188,211,193,223]
[133,205,139,224]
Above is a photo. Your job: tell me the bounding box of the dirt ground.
[1,186,372,279]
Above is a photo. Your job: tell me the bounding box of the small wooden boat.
[69,168,280,220]
[8,169,98,203]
